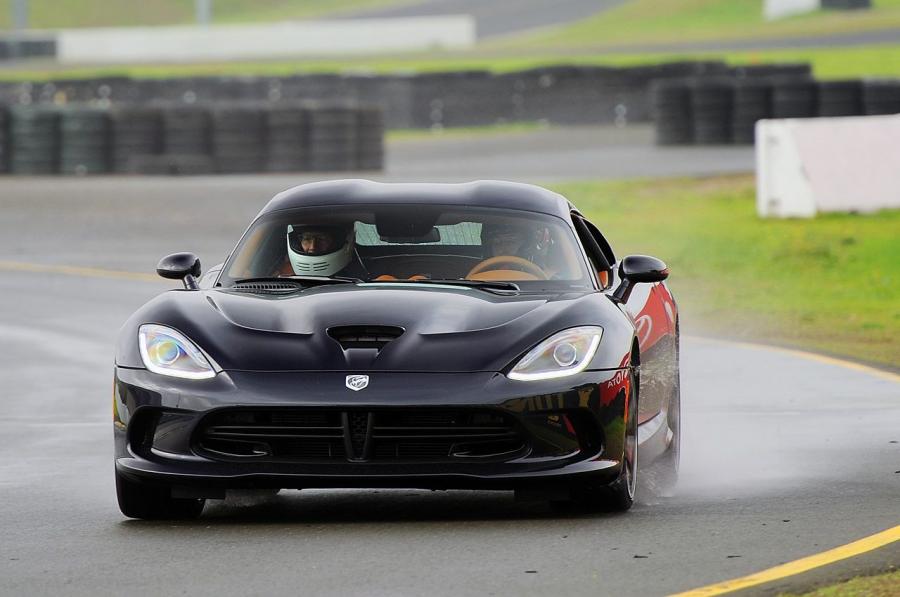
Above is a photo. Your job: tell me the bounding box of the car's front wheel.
[116,471,205,520]
[554,367,638,512]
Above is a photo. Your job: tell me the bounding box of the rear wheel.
[116,471,205,520]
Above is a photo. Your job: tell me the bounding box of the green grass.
[0,0,408,29]
[3,42,900,82]
[387,122,547,141]
[781,569,900,596]
[494,0,900,50]
[549,175,900,369]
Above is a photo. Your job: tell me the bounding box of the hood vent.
[328,326,404,352]
[230,281,303,294]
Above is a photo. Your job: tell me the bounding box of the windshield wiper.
[229,276,362,286]
[373,278,520,293]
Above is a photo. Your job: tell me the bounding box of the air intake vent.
[230,281,303,294]
[327,325,404,351]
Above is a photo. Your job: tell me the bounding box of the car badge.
[345,375,369,392]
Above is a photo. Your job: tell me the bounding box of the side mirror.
[157,252,202,290]
[613,255,669,302]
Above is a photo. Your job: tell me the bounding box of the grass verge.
[0,0,409,29]
[3,43,900,82]
[497,0,900,50]
[550,175,900,369]
[781,569,900,596]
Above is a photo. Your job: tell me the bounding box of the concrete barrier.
[56,17,475,64]
[755,115,900,217]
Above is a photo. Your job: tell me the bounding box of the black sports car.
[114,180,680,519]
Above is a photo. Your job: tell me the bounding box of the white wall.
[756,115,900,218]
[764,0,820,20]
[56,17,475,64]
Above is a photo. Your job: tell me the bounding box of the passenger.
[283,223,368,279]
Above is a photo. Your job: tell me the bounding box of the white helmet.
[286,224,354,276]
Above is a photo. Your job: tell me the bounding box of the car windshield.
[219,205,594,292]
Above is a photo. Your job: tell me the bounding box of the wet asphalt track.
[0,126,898,596]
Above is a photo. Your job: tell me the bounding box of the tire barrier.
[9,105,60,175]
[0,106,9,174]
[653,75,900,146]
[211,105,265,174]
[771,79,818,119]
[0,61,815,131]
[862,80,900,116]
[731,80,772,145]
[59,107,110,175]
[109,105,163,173]
[816,80,863,117]
[0,102,385,176]
[356,105,385,171]
[308,104,357,172]
[651,80,693,146]
[265,104,310,173]
[690,79,734,145]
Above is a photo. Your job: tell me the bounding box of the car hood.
[120,284,624,373]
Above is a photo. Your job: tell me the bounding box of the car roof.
[260,180,575,219]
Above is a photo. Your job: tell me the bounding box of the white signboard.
[756,115,900,217]
[57,17,475,64]
[764,0,820,20]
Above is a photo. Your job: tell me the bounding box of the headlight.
[138,324,216,380]
[508,326,602,381]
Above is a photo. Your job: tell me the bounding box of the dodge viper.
[113,180,680,519]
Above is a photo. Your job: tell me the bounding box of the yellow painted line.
[687,335,900,384]
[0,260,162,283]
[671,525,900,596]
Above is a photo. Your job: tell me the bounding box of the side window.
[571,214,613,290]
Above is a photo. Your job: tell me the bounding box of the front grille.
[194,408,527,463]
[196,410,346,462]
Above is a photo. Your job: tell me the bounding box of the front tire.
[554,367,638,512]
[116,470,205,520]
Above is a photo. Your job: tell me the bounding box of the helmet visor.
[287,225,349,257]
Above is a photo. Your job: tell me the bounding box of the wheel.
[644,324,681,496]
[116,470,205,520]
[466,255,547,279]
[553,367,638,513]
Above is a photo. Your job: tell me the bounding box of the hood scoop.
[230,280,303,294]
[327,326,405,352]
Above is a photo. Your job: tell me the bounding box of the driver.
[284,223,368,278]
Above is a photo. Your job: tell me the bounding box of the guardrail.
[652,77,900,146]
[0,102,384,176]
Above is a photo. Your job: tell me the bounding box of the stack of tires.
[59,108,110,175]
[816,80,863,117]
[690,79,733,144]
[651,79,693,145]
[9,105,60,175]
[0,105,8,174]
[211,105,265,174]
[862,80,900,115]
[109,105,163,173]
[356,106,385,171]
[731,80,773,145]
[771,79,818,118]
[157,105,214,175]
[264,104,309,173]
[308,105,357,172]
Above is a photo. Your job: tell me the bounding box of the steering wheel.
[466,256,547,280]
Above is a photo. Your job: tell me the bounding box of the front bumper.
[114,367,631,492]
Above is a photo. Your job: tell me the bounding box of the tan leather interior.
[467,270,540,281]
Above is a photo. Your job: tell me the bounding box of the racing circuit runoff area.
[0,127,898,597]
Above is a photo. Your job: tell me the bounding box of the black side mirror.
[157,252,202,290]
[613,255,669,302]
